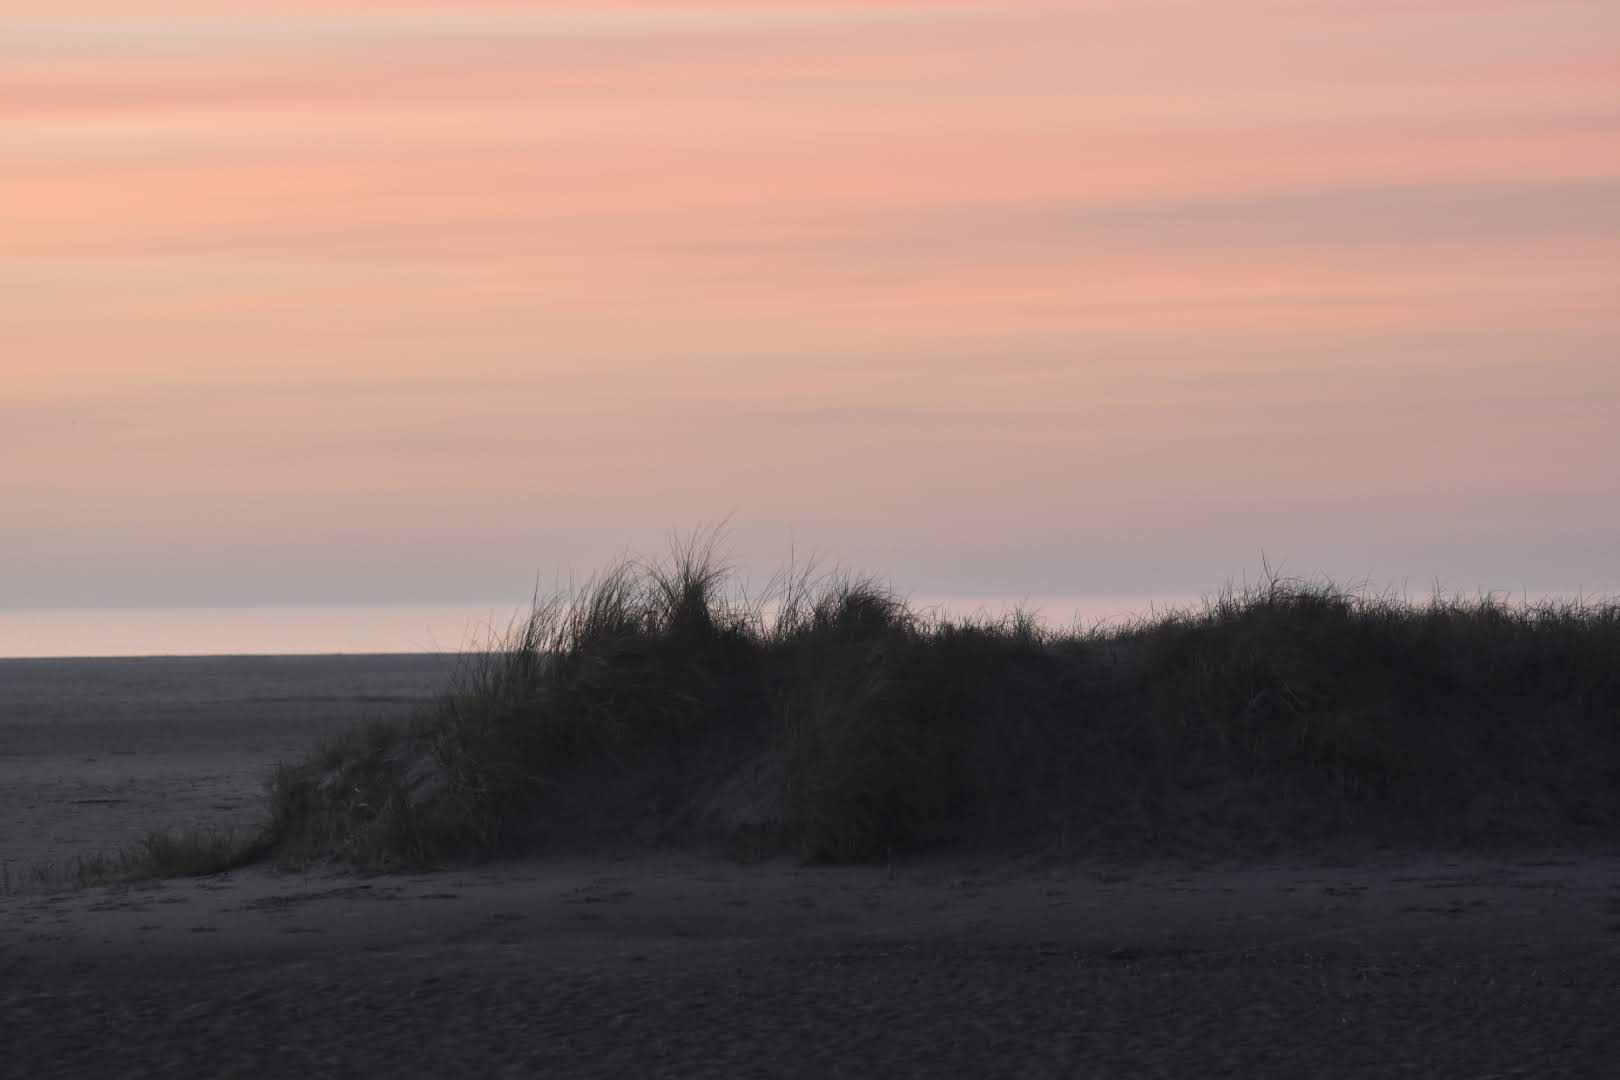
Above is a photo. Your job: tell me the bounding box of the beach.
[0,655,455,876]
[5,850,1619,1077]
[3,653,1619,1077]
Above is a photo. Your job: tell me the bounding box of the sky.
[4,0,1618,632]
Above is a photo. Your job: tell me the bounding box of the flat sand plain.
[0,655,456,875]
[3,655,1618,1077]
[5,851,1619,1077]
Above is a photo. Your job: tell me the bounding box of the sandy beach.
[5,850,1619,1077]
[0,656,455,876]
[4,655,1618,1077]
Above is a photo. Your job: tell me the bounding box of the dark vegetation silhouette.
[99,533,1620,880]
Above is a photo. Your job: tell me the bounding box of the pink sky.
[4,1,1618,620]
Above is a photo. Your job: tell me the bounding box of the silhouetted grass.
[99,828,271,880]
[5,828,273,892]
[258,536,1620,869]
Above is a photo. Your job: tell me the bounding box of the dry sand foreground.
[5,850,1619,1078]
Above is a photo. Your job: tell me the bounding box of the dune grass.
[246,535,1619,871]
[1,827,270,895]
[73,827,272,884]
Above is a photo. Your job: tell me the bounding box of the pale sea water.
[0,597,1197,660]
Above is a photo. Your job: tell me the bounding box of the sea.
[0,597,1198,661]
